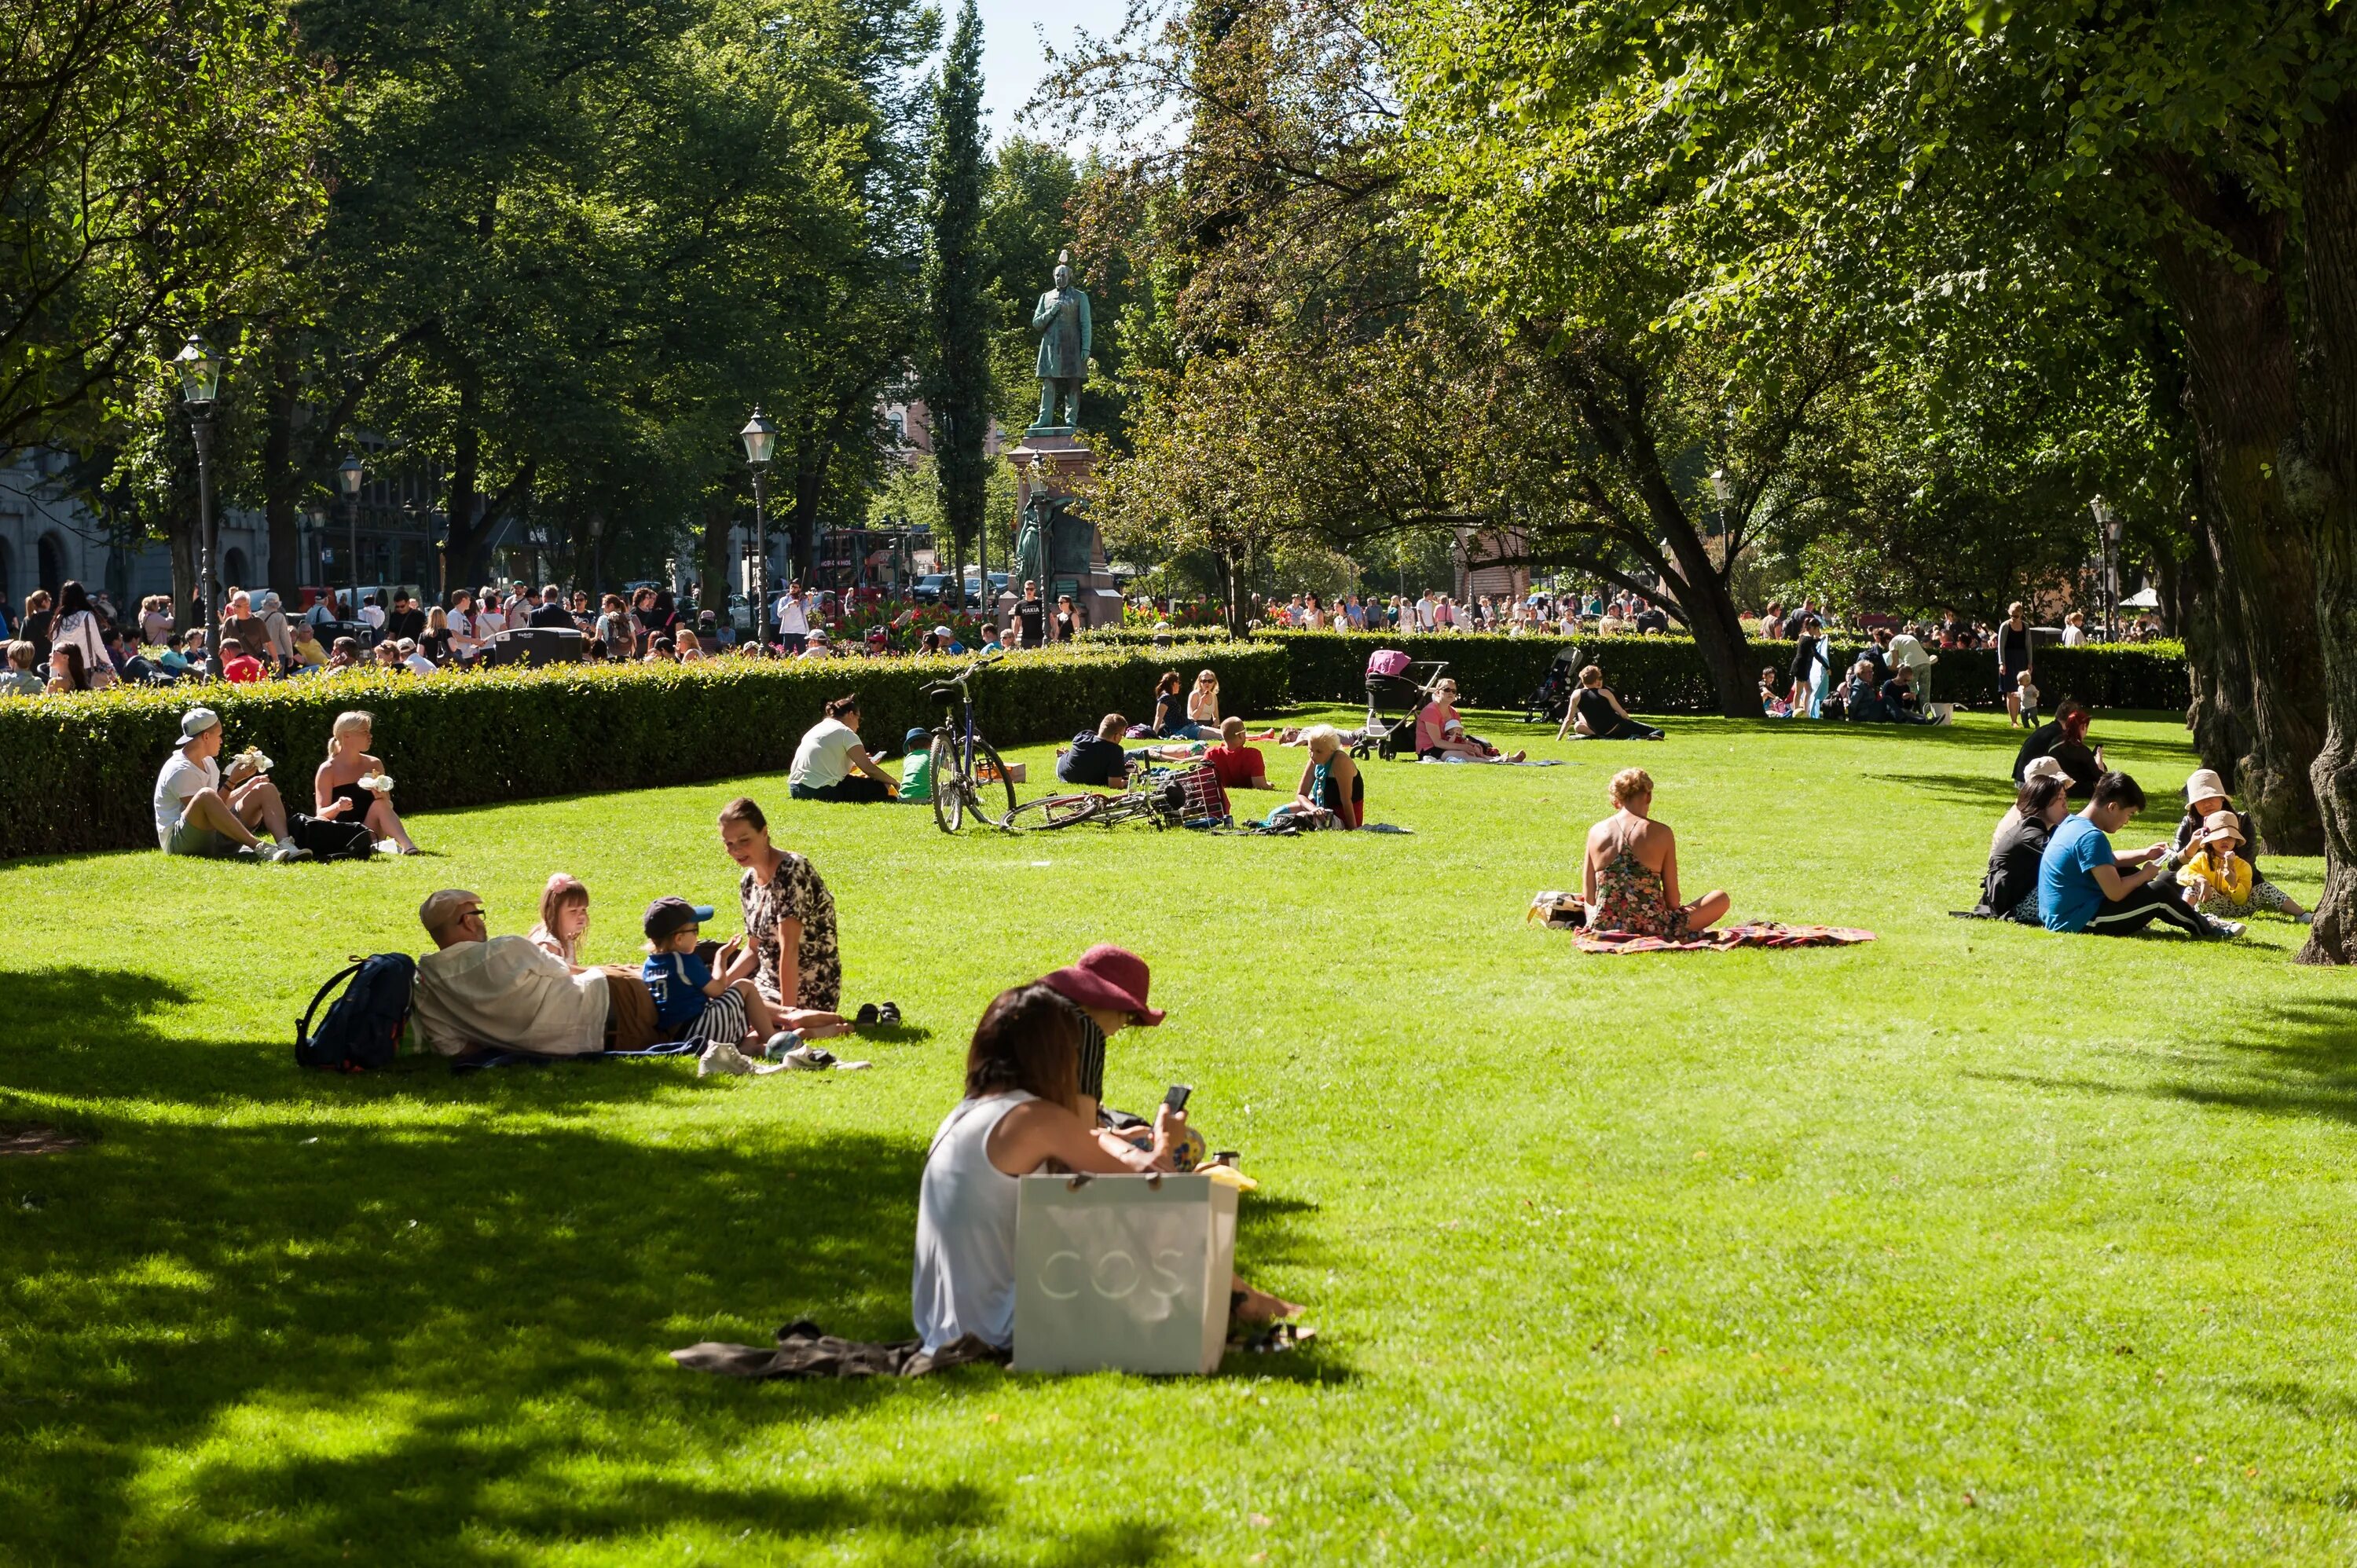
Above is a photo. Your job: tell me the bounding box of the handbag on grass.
[1013,1171,1237,1376]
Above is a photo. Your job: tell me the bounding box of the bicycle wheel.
[929,733,965,833]
[999,793,1105,832]
[970,739,1017,824]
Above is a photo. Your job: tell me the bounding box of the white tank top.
[911,1092,1038,1351]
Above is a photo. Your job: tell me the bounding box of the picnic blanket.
[450,1041,700,1075]
[1572,922,1877,955]
[672,1320,1009,1379]
[1418,756,1564,766]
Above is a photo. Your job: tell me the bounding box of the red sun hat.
[1038,944,1165,1027]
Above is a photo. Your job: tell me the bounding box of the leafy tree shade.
[925,0,988,610]
[0,0,324,456]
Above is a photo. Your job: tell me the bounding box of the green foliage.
[0,644,1287,859]
[924,0,991,589]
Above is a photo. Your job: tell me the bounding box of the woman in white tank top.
[911,983,1300,1353]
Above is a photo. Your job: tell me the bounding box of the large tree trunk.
[2293,102,2357,962]
[699,493,732,617]
[2147,157,2326,853]
[2171,510,2256,779]
[445,372,486,589]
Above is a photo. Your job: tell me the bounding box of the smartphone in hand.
[1164,1083,1192,1115]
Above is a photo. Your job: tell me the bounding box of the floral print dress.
[1590,850,1689,940]
[740,852,841,1011]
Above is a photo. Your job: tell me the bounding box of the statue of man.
[1031,252,1091,430]
[1014,494,1052,592]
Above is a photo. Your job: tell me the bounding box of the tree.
[925,0,988,610]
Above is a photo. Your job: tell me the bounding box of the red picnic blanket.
[1571,922,1877,956]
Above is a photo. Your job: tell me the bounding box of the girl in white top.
[528,874,592,968]
[1186,669,1220,726]
[911,983,1298,1353]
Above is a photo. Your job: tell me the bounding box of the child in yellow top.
[2178,811,2255,911]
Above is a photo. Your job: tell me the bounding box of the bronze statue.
[1030,250,1091,431]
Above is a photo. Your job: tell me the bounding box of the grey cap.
[178,706,221,744]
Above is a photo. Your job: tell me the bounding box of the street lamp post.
[587,511,604,603]
[339,453,366,632]
[2091,497,2121,641]
[173,338,222,625]
[739,407,777,651]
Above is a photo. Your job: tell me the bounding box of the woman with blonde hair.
[1186,668,1221,727]
[529,874,592,966]
[314,709,419,853]
[1582,768,1728,938]
[1265,724,1362,830]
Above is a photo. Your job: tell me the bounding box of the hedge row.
[1076,627,1237,646]
[1257,630,2191,713]
[0,643,1290,860]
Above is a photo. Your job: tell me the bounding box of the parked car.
[911,573,952,603]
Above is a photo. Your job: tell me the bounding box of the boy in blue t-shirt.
[2038,772,2227,938]
[641,896,787,1053]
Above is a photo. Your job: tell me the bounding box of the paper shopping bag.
[1012,1171,1238,1375]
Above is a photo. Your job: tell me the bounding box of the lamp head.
[174,337,222,407]
[337,453,365,497]
[739,407,777,468]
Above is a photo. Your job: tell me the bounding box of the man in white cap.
[399,638,437,676]
[152,705,305,860]
[412,888,611,1057]
[797,628,831,661]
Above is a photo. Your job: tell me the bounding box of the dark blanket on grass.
[671,1319,1008,1379]
[1571,922,1877,955]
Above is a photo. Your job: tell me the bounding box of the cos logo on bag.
[1039,1248,1189,1301]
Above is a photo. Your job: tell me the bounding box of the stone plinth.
[1004,430,1122,628]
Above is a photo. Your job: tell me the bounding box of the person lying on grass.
[152,705,306,862]
[910,982,1301,1356]
[1582,767,1729,939]
[1057,713,1135,788]
[413,888,611,1056]
[1561,665,1665,742]
[1977,775,2070,923]
[2167,767,2310,922]
[2037,771,2234,940]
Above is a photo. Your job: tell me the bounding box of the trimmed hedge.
[1258,630,2191,714]
[0,643,1290,860]
[1076,627,1237,647]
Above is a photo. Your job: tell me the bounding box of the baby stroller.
[1523,644,1584,725]
[1360,649,1448,760]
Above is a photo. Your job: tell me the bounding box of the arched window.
[0,534,13,603]
[35,531,65,595]
[222,547,251,590]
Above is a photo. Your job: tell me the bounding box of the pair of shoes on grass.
[698,1037,871,1077]
[236,840,310,864]
[852,1002,902,1028]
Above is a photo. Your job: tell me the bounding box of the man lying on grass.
[412,888,614,1056]
[2037,771,2239,940]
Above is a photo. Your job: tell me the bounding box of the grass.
[3,705,2354,1565]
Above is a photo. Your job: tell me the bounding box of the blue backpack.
[295,954,416,1072]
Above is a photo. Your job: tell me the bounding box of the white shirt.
[361,603,387,630]
[447,609,475,650]
[412,935,609,1057]
[911,1092,1036,1351]
[776,595,809,635]
[2062,624,2085,646]
[790,717,861,789]
[153,750,218,847]
[405,653,438,675]
[475,609,506,639]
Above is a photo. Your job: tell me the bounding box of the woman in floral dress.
[718,796,850,1035]
[1582,768,1730,939]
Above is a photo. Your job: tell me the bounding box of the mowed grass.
[3,704,2354,1566]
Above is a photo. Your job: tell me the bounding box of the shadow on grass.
[1866,771,2022,807]
[0,965,1340,1559]
[1965,1002,2357,1128]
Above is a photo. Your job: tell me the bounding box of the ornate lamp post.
[739,407,777,650]
[2091,497,2121,641]
[586,510,605,602]
[173,337,222,623]
[338,453,366,629]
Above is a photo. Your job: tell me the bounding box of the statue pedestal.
[1006,431,1123,629]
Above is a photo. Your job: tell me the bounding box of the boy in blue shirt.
[641,897,802,1067]
[2038,772,2230,938]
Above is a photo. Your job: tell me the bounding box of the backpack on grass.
[295,954,416,1072]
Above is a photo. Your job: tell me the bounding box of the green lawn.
[4,707,2353,1565]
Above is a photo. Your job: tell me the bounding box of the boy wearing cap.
[153,706,305,860]
[640,897,785,1057]
[898,727,934,802]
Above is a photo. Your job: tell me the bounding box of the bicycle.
[923,656,1016,833]
[998,770,1188,833]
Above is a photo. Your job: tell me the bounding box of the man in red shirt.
[218,638,264,683]
[1202,717,1270,791]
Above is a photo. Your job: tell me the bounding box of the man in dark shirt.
[2012,699,2102,797]
[1015,581,1047,648]
[1057,713,1134,786]
[387,593,428,644]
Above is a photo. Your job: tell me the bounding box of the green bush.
[1257,629,2190,714]
[0,643,1290,860]
[1073,627,1237,647]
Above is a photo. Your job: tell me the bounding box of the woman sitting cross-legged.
[1976,774,2069,922]
[1150,669,1201,740]
[1561,665,1665,742]
[315,709,420,853]
[1416,677,1527,762]
[1582,767,1729,938]
[789,694,899,802]
[910,982,1301,1355]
